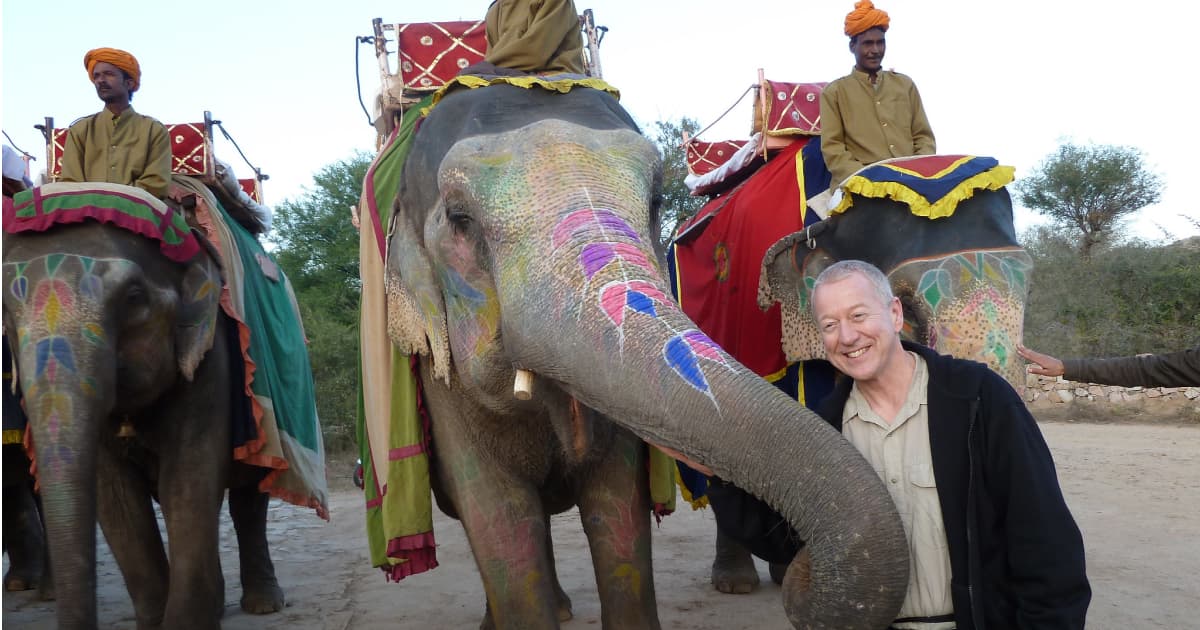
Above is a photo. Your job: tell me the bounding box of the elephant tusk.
[513,369,534,400]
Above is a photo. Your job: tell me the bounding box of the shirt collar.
[844,352,928,428]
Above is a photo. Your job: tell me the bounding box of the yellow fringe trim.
[423,75,621,117]
[2,429,24,445]
[831,165,1015,218]
[675,465,710,510]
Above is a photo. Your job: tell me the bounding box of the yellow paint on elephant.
[44,292,62,332]
[613,563,642,597]
[523,569,544,612]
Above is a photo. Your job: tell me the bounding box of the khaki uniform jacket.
[60,107,171,199]
[820,68,936,185]
[484,0,585,74]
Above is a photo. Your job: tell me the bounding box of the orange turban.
[84,48,141,91]
[844,0,890,37]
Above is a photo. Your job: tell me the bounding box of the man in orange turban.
[60,47,170,199]
[820,1,936,186]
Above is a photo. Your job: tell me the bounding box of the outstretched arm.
[1017,345,1065,377]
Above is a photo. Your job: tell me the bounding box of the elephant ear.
[759,231,830,363]
[175,251,222,381]
[384,201,451,384]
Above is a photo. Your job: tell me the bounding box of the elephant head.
[384,83,908,628]
[1,215,221,628]
[760,188,1032,390]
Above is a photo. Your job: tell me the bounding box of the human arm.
[908,81,935,155]
[819,83,865,186]
[1017,344,1065,377]
[983,377,1091,628]
[135,120,171,199]
[59,122,88,183]
[1061,346,1200,387]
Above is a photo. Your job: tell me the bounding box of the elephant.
[760,186,1032,390]
[2,199,285,629]
[381,79,911,629]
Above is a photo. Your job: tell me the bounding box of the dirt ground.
[5,417,1199,629]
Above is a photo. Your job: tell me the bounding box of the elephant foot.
[240,579,285,614]
[712,529,760,594]
[768,562,788,586]
[479,588,572,629]
[4,570,40,592]
[37,579,56,601]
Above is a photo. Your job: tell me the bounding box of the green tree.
[648,117,707,243]
[1016,142,1163,258]
[269,152,372,451]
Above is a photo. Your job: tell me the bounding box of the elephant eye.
[446,205,472,230]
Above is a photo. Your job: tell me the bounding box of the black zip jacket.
[708,342,1091,629]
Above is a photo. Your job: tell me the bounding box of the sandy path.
[5,422,1199,629]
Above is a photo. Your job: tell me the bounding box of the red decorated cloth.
[686,139,750,176]
[395,20,487,91]
[672,139,816,377]
[760,80,826,136]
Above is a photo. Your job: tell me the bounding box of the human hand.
[1017,344,1065,377]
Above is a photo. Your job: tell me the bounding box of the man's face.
[850,28,887,74]
[812,272,905,385]
[91,61,133,104]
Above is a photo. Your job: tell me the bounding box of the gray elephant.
[3,371,53,601]
[760,187,1031,391]
[380,79,910,629]
[2,187,286,629]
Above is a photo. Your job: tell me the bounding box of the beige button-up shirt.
[60,107,171,199]
[842,353,955,630]
[819,67,936,186]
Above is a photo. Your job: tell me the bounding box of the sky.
[3,1,1198,242]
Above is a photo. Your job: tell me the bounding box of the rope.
[212,121,268,182]
[689,84,757,143]
[2,130,36,161]
[355,36,376,127]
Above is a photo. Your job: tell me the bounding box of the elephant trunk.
[499,239,908,629]
[17,337,114,629]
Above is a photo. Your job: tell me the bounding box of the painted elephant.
[2,205,284,629]
[382,81,910,629]
[760,187,1032,390]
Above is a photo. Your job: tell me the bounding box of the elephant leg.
[228,483,285,614]
[480,514,572,629]
[2,465,46,592]
[155,441,228,629]
[711,524,761,594]
[95,442,170,629]
[576,432,660,630]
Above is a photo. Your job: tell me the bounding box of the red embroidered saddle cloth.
[393,20,487,91]
[47,123,262,203]
[685,139,750,176]
[755,79,826,137]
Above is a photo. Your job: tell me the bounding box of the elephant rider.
[704,260,1092,630]
[3,145,34,197]
[484,0,585,74]
[820,1,936,186]
[1018,343,1200,387]
[59,47,171,200]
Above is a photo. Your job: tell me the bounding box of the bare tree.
[1016,142,1163,258]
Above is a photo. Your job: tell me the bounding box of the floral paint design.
[552,206,734,404]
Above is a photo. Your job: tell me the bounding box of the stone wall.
[1024,374,1200,407]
